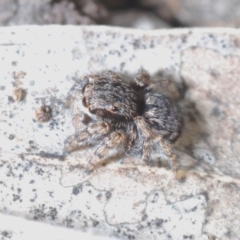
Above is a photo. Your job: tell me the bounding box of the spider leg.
[63,122,111,154]
[155,136,180,180]
[135,116,181,179]
[142,140,152,163]
[134,116,153,163]
[86,131,127,171]
[134,68,170,91]
[72,113,93,129]
[133,68,151,87]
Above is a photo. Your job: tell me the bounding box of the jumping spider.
[64,69,182,178]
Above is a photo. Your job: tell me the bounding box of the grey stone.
[176,0,240,27]
[0,26,240,239]
[138,0,240,27]
[1,0,108,26]
[0,0,18,25]
[110,9,170,29]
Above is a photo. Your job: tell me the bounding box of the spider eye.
[82,97,87,107]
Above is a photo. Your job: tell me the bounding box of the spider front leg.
[156,136,180,180]
[86,131,127,172]
[135,116,152,163]
[63,121,111,154]
[140,139,151,164]
[72,113,93,129]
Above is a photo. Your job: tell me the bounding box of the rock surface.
[110,9,170,29]
[137,0,240,27]
[2,0,240,28]
[0,0,109,26]
[0,26,240,239]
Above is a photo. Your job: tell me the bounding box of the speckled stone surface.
[1,26,240,240]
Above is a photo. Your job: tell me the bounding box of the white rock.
[1,26,240,240]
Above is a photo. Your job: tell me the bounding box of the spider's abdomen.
[144,92,182,143]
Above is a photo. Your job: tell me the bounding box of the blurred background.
[1,0,240,29]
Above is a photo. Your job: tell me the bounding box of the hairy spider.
[64,69,182,178]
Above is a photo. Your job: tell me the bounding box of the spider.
[64,69,182,179]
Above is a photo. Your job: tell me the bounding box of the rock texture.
[0,0,109,26]
[2,0,240,28]
[110,9,170,29]
[1,26,240,239]
[137,0,240,27]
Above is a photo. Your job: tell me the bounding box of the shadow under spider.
[169,78,208,173]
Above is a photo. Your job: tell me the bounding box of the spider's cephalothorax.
[64,69,182,178]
